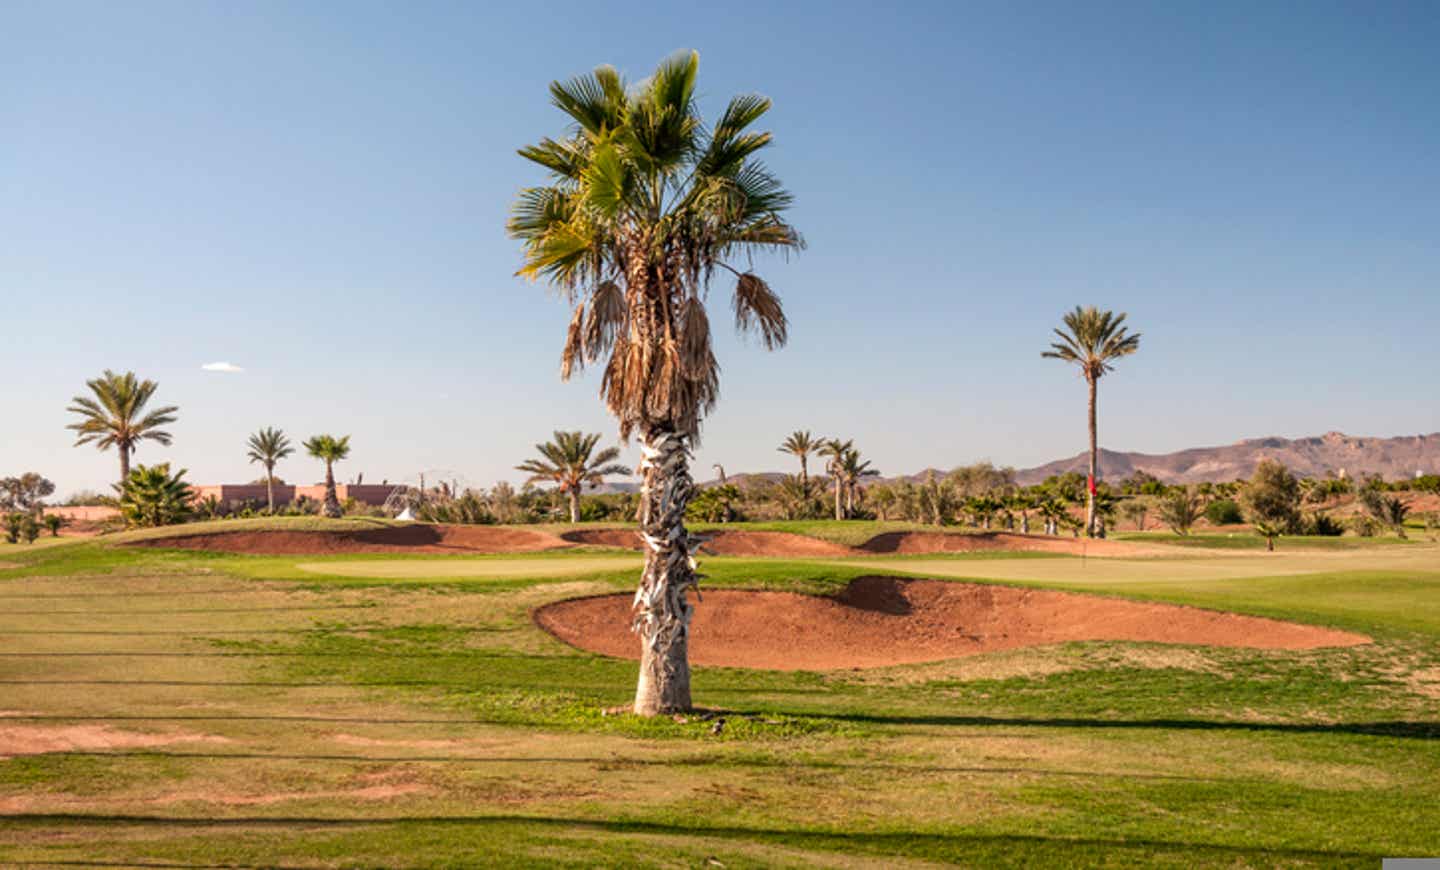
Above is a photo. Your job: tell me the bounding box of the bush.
[1204,499,1243,526]
[20,515,39,544]
[3,513,22,544]
[1304,512,1345,536]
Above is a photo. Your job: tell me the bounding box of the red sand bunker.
[561,528,852,557]
[564,528,1155,558]
[534,577,1370,670]
[128,524,570,555]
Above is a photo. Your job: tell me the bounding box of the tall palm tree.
[66,370,179,485]
[1042,307,1141,537]
[246,427,294,514]
[302,435,350,519]
[778,431,819,487]
[516,431,631,523]
[818,439,852,520]
[509,52,802,715]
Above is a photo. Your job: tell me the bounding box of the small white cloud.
[201,361,245,373]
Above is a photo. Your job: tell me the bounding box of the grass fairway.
[0,523,1437,867]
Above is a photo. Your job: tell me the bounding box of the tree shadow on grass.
[0,814,1388,864]
[728,709,1440,740]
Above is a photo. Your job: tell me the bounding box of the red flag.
[1087,474,1097,496]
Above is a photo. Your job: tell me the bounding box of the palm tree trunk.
[322,462,342,518]
[834,478,843,521]
[568,489,581,524]
[1087,376,1098,538]
[632,427,696,716]
[266,469,276,514]
[800,455,808,488]
[119,444,131,486]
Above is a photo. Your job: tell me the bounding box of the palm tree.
[509,52,802,715]
[1042,307,1141,537]
[115,463,193,528]
[778,431,820,487]
[66,370,179,485]
[302,435,350,519]
[516,431,631,523]
[837,446,879,516]
[246,427,294,514]
[818,439,852,520]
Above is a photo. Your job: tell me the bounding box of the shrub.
[1157,488,1206,535]
[116,464,193,528]
[43,514,64,537]
[1240,460,1302,535]
[1304,512,1345,536]
[20,515,39,544]
[1204,499,1243,526]
[3,513,22,544]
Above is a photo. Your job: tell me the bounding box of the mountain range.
[1012,431,1440,485]
[662,431,1440,490]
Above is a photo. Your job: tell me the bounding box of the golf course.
[1,519,1436,867]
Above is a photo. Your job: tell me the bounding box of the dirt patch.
[0,562,17,570]
[534,577,1370,671]
[857,531,1160,557]
[127,524,572,555]
[561,529,642,549]
[0,724,231,758]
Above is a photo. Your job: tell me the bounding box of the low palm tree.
[516,431,631,523]
[246,427,294,514]
[509,52,803,714]
[303,435,351,519]
[1042,307,1140,537]
[66,370,179,485]
[778,431,820,487]
[837,447,879,516]
[115,463,193,528]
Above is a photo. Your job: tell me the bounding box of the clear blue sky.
[4,0,1438,496]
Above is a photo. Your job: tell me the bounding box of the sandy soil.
[534,577,1370,671]
[0,724,230,758]
[127,524,572,555]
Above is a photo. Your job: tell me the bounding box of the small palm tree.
[246,427,294,514]
[778,431,820,487]
[516,431,631,523]
[115,463,193,528]
[818,439,852,520]
[509,52,802,715]
[1042,307,1141,537]
[302,435,351,519]
[66,370,179,485]
[837,446,879,517]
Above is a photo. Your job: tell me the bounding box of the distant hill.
[1013,432,1440,485]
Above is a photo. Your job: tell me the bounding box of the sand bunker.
[127,524,570,555]
[563,529,849,557]
[565,528,1158,558]
[534,577,1370,670]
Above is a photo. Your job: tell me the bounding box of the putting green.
[295,555,640,579]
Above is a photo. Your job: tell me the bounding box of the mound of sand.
[561,528,852,557]
[128,524,571,555]
[534,577,1370,670]
[856,531,1160,557]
